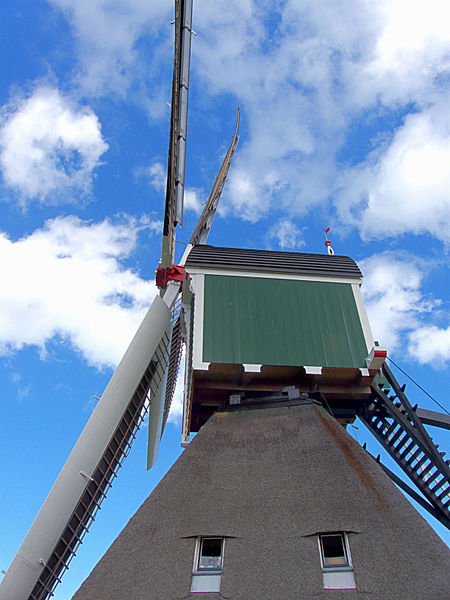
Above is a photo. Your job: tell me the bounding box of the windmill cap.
[185,245,362,279]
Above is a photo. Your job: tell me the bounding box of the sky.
[0,0,449,596]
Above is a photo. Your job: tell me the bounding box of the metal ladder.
[359,363,450,529]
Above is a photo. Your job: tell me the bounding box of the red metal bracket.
[156,264,185,289]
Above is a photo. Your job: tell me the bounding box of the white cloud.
[26,2,448,239]
[337,103,450,242]
[49,0,172,98]
[0,216,157,367]
[224,168,268,222]
[360,253,450,368]
[194,0,342,221]
[268,219,305,250]
[408,325,450,367]
[15,2,446,249]
[184,188,202,215]
[139,214,164,236]
[147,162,166,192]
[190,0,450,235]
[0,87,108,203]
[28,1,448,238]
[363,0,450,104]
[375,0,450,62]
[360,253,434,351]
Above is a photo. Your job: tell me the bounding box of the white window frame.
[318,532,352,571]
[191,537,225,594]
[193,537,225,574]
[317,532,356,590]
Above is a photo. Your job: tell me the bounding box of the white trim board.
[191,273,210,371]
[186,266,361,286]
[351,283,374,354]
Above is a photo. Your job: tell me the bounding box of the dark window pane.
[198,538,222,571]
[321,534,348,567]
[202,538,222,557]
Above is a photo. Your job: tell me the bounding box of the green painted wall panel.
[202,275,368,368]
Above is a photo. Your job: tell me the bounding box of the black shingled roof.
[185,245,362,278]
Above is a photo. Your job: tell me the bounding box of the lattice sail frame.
[30,336,171,600]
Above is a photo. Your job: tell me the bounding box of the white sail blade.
[0,286,179,600]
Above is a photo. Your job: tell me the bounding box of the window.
[191,537,224,593]
[197,537,224,572]
[320,533,349,568]
[318,533,356,590]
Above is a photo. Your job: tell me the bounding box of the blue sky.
[0,0,449,596]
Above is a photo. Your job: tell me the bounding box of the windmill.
[1,1,449,599]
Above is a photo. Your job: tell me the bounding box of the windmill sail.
[188,108,240,247]
[161,0,194,268]
[0,286,179,600]
[160,307,183,436]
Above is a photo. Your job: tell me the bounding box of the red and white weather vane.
[324,227,334,255]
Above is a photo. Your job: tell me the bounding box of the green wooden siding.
[202,275,368,368]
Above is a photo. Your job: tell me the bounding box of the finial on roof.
[324,227,335,255]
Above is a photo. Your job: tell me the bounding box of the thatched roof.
[73,401,450,600]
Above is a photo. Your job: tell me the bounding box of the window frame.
[193,537,225,575]
[318,532,353,571]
